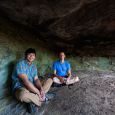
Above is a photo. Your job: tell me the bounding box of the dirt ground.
[1,70,115,115]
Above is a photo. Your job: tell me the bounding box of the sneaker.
[45,93,56,101]
[26,102,37,113]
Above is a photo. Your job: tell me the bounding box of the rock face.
[1,70,115,115]
[0,0,115,56]
[0,16,55,98]
[0,16,114,110]
[0,2,115,114]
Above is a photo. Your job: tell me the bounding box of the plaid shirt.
[12,59,37,93]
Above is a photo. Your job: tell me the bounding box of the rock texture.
[0,15,114,100]
[49,71,115,115]
[1,70,115,115]
[0,0,115,56]
[0,3,115,114]
[0,16,55,98]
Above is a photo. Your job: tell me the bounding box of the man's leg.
[66,76,79,85]
[42,78,53,93]
[53,77,62,84]
[15,88,41,106]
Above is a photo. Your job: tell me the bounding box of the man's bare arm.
[18,74,40,96]
[53,70,64,83]
[34,76,43,91]
[67,69,72,78]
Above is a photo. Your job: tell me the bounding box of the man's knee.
[53,77,61,84]
[17,92,28,102]
[47,78,53,84]
[75,76,79,82]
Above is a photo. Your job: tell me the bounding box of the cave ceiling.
[0,0,115,56]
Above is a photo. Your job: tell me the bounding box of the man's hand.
[36,90,42,98]
[40,89,45,101]
[36,90,45,101]
[58,76,65,83]
[18,74,42,95]
[66,77,70,83]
